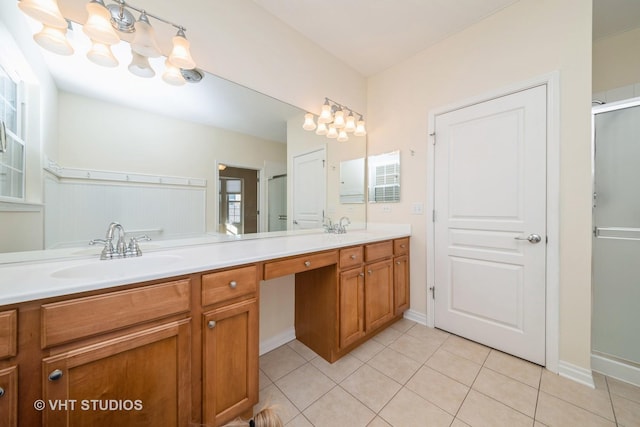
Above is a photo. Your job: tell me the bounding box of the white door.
[433,85,547,365]
[292,148,326,230]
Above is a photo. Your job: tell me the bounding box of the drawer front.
[340,246,363,270]
[202,265,258,306]
[264,251,338,280]
[0,310,17,360]
[394,238,410,256]
[42,279,191,348]
[364,241,393,263]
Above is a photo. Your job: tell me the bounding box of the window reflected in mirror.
[368,150,400,203]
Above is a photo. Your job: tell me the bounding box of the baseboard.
[403,309,427,326]
[557,360,595,388]
[259,327,296,356]
[592,353,640,388]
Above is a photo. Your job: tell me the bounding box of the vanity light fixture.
[17,0,201,85]
[303,98,367,142]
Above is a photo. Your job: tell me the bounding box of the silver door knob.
[514,234,542,243]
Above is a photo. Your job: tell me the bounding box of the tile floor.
[257,319,640,427]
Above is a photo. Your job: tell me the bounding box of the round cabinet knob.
[0,387,4,398]
[48,369,63,381]
[208,320,216,329]
[359,273,365,277]
[350,254,357,260]
[368,269,373,275]
[229,281,237,289]
[304,261,311,267]
[396,261,401,265]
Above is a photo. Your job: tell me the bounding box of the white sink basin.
[50,254,184,279]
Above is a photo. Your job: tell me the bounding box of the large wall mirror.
[0,2,366,260]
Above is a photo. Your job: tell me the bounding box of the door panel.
[434,85,547,365]
[292,148,326,229]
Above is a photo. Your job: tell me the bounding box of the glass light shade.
[318,103,333,124]
[337,129,349,142]
[18,0,67,28]
[131,16,162,58]
[33,24,74,55]
[128,52,155,78]
[333,110,345,128]
[302,113,316,131]
[344,113,356,133]
[315,122,328,136]
[354,120,367,136]
[162,60,186,86]
[83,0,119,45]
[168,33,196,70]
[87,40,118,67]
[326,124,338,139]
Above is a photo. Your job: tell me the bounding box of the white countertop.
[0,225,410,306]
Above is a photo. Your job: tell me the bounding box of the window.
[0,64,25,201]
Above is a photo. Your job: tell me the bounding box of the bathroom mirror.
[0,3,367,259]
[367,150,400,203]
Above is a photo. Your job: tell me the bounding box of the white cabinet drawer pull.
[304,261,311,267]
[229,281,237,289]
[208,320,216,329]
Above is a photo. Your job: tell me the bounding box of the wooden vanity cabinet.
[0,310,18,427]
[393,238,410,315]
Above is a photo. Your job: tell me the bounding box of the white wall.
[367,0,593,370]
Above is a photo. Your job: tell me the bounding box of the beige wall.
[367,0,593,370]
[593,27,640,94]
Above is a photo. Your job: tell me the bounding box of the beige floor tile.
[612,393,640,427]
[451,419,471,427]
[484,349,542,388]
[457,390,533,427]
[608,377,640,404]
[367,416,392,427]
[472,367,538,417]
[287,339,319,362]
[388,333,441,364]
[350,338,386,362]
[441,334,490,365]
[371,326,403,346]
[259,369,273,390]
[257,384,300,425]
[405,324,450,345]
[540,370,615,421]
[379,388,453,427]
[275,363,336,411]
[310,353,363,383]
[341,364,402,412]
[536,391,616,427]
[389,318,417,333]
[367,347,421,385]
[303,386,376,427]
[425,348,482,386]
[405,365,469,415]
[285,414,313,427]
[260,345,307,381]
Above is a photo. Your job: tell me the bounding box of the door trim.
[426,72,560,373]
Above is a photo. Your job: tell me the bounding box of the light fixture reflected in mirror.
[87,40,119,67]
[33,23,74,55]
[162,59,186,86]
[303,97,367,142]
[128,51,155,77]
[18,0,66,28]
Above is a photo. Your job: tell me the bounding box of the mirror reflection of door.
[219,166,259,235]
[267,174,287,231]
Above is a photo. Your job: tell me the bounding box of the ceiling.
[593,0,640,41]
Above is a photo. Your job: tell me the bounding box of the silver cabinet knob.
[359,272,365,277]
[396,261,401,265]
[350,254,357,260]
[208,320,216,329]
[514,234,542,244]
[367,269,373,275]
[48,369,63,381]
[304,261,311,267]
[229,281,237,289]
[0,387,4,397]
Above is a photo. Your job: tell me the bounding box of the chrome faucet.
[90,222,151,260]
[322,216,350,234]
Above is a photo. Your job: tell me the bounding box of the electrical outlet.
[412,203,424,215]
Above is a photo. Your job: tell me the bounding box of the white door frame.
[426,72,560,373]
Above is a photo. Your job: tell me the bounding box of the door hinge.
[429,132,436,145]
[432,209,436,222]
[429,286,435,299]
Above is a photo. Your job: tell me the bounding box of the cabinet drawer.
[394,238,409,256]
[364,241,393,262]
[42,279,191,348]
[264,251,338,280]
[340,246,363,270]
[0,310,17,360]
[202,265,258,306]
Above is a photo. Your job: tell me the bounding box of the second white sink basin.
[50,254,184,279]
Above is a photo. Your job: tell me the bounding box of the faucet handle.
[89,238,107,245]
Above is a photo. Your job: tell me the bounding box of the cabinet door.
[203,298,258,427]
[339,268,365,350]
[394,255,410,314]
[42,319,191,427]
[0,366,17,427]
[365,259,394,332]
